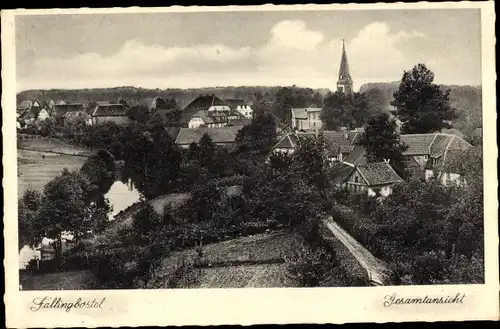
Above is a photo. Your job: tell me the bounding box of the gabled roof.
[328,162,355,185]
[291,107,322,119]
[343,145,367,165]
[92,104,128,117]
[355,163,403,186]
[17,100,33,114]
[180,95,227,125]
[224,99,252,109]
[401,133,471,160]
[273,134,298,149]
[401,134,437,155]
[175,126,241,145]
[53,103,85,116]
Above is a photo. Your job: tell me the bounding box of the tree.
[285,246,335,287]
[362,88,388,115]
[235,111,278,154]
[18,189,44,252]
[132,201,161,244]
[272,86,320,126]
[197,133,216,169]
[290,134,330,199]
[38,117,57,137]
[391,64,457,133]
[127,105,150,124]
[36,169,112,259]
[80,149,116,188]
[122,124,182,199]
[321,92,370,131]
[358,113,409,178]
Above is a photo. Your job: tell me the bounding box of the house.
[291,107,323,132]
[271,130,362,163]
[17,100,36,116]
[180,94,231,128]
[322,131,362,162]
[52,103,86,118]
[175,126,242,149]
[327,162,356,188]
[342,144,367,166]
[271,132,314,155]
[224,99,254,119]
[344,162,403,197]
[63,111,92,125]
[17,100,51,125]
[401,133,472,185]
[91,104,132,126]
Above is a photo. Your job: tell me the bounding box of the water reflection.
[19,179,141,268]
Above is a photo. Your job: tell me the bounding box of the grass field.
[17,136,93,156]
[148,231,307,288]
[20,270,97,290]
[18,149,88,197]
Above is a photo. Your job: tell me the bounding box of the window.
[355,176,359,183]
[313,122,316,127]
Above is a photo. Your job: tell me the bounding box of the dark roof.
[53,104,85,116]
[17,100,33,114]
[322,131,360,156]
[175,126,241,145]
[355,163,403,186]
[273,134,297,149]
[92,104,128,117]
[180,95,228,125]
[224,99,252,109]
[228,118,252,127]
[328,162,355,185]
[401,133,472,173]
[401,134,437,155]
[343,145,367,165]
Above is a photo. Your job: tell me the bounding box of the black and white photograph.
[2,2,498,326]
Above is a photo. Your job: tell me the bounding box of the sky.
[15,8,482,92]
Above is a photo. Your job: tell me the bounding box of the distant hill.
[16,86,332,110]
[360,82,483,131]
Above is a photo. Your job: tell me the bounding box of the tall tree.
[18,189,44,252]
[35,169,111,258]
[321,92,370,131]
[235,111,278,154]
[272,86,319,126]
[358,113,409,178]
[391,64,457,133]
[291,134,330,200]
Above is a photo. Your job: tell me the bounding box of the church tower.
[337,39,353,95]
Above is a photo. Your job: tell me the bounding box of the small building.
[327,162,355,188]
[17,100,51,126]
[52,103,86,118]
[180,94,230,128]
[291,107,323,132]
[175,126,242,149]
[63,111,92,125]
[92,104,132,126]
[344,162,403,197]
[224,99,254,119]
[401,133,472,185]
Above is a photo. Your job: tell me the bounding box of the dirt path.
[323,216,391,285]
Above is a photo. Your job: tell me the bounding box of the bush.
[285,246,335,287]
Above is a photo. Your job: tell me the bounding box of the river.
[19,180,142,269]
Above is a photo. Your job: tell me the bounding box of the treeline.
[18,86,327,109]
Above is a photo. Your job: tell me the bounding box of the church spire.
[337,39,353,95]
